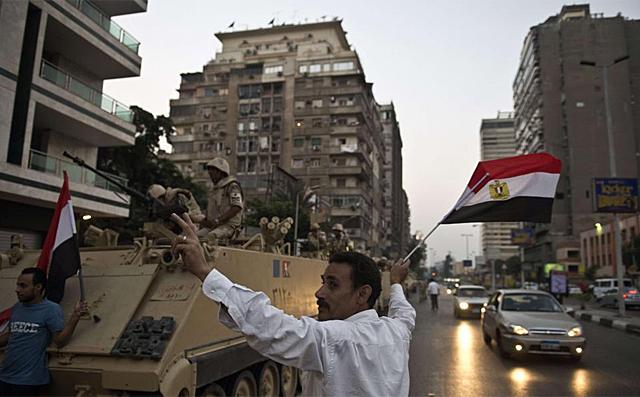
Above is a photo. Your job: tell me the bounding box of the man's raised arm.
[171,213,326,373]
[388,259,416,333]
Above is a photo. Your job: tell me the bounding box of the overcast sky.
[105,0,640,265]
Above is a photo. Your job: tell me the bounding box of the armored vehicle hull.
[0,245,326,396]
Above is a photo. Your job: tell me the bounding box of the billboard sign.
[593,178,638,213]
[463,259,473,267]
[510,228,533,246]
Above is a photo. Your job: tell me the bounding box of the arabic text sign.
[593,178,638,213]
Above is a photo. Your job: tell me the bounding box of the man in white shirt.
[427,278,440,311]
[171,213,416,396]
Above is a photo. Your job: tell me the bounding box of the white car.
[481,290,586,361]
[453,285,489,318]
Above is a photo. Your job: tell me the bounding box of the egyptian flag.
[0,173,81,331]
[37,171,82,303]
[442,153,562,224]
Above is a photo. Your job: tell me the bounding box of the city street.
[408,293,640,397]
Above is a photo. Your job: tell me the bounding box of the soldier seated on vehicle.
[197,158,244,245]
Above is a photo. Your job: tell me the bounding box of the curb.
[567,308,640,336]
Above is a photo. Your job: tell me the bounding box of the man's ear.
[357,285,372,306]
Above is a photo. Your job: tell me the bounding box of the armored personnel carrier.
[0,153,393,396]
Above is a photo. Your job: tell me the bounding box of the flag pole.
[402,173,490,264]
[78,266,85,302]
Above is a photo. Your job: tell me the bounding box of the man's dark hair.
[329,251,381,308]
[21,267,47,291]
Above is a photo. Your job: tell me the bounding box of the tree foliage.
[246,193,310,245]
[92,106,205,243]
[404,234,426,275]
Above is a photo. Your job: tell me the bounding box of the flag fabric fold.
[442,153,562,224]
[37,172,82,303]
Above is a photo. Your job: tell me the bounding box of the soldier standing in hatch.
[147,184,205,225]
[328,223,352,254]
[197,158,244,244]
[307,223,327,259]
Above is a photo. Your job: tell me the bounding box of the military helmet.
[332,223,344,232]
[147,184,167,199]
[206,158,230,175]
[310,223,321,231]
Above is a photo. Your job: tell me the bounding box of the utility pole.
[581,55,630,317]
[461,233,473,259]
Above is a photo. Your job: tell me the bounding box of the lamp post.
[580,55,629,317]
[461,233,473,259]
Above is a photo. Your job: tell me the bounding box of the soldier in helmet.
[328,223,352,254]
[198,158,244,244]
[147,184,205,224]
[307,223,327,259]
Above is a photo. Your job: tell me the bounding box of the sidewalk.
[565,305,640,337]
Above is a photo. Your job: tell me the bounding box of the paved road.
[408,293,640,396]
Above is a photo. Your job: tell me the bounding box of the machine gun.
[63,151,188,240]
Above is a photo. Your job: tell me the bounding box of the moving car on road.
[481,289,586,361]
[453,285,489,318]
[591,278,633,299]
[599,287,640,309]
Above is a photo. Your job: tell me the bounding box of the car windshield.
[458,288,486,298]
[501,294,563,312]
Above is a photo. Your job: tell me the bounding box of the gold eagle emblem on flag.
[489,180,510,200]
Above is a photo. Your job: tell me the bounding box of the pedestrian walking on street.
[427,278,440,311]
[171,213,416,396]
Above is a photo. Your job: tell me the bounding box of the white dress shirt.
[427,281,440,295]
[202,269,416,396]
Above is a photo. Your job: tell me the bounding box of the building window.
[312,118,323,128]
[272,116,281,131]
[299,64,308,73]
[271,137,280,152]
[336,178,346,187]
[292,159,304,168]
[273,97,283,113]
[294,100,305,110]
[264,65,283,74]
[310,137,322,149]
[310,158,321,168]
[322,63,331,72]
[262,98,271,113]
[333,61,354,71]
[237,122,245,135]
[238,84,261,99]
[293,138,305,148]
[309,64,322,73]
[204,88,216,97]
[219,88,229,96]
[312,99,323,108]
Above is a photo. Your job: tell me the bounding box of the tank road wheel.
[280,365,299,397]
[202,382,226,397]
[258,361,280,397]
[231,370,257,397]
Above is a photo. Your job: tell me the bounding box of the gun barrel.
[63,151,150,204]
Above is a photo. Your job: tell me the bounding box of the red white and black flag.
[441,153,562,224]
[0,173,81,330]
[37,171,82,303]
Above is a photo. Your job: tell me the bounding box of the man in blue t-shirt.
[0,267,88,396]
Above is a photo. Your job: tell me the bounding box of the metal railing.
[40,60,134,122]
[28,149,128,193]
[65,0,140,53]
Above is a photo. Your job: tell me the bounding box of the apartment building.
[513,4,640,269]
[0,0,146,249]
[379,103,409,257]
[166,21,395,254]
[479,111,519,261]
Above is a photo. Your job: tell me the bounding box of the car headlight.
[459,302,469,310]
[509,324,529,335]
[446,288,452,294]
[567,326,582,337]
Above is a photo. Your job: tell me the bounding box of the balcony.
[64,0,140,54]
[40,60,133,123]
[28,149,128,193]
[91,0,147,16]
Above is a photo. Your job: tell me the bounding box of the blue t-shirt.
[0,299,64,385]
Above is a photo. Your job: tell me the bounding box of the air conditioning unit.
[312,145,321,151]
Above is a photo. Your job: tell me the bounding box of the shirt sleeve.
[202,270,326,373]
[47,303,65,333]
[388,284,416,335]
[228,183,243,209]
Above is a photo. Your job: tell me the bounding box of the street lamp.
[580,54,630,317]
[461,233,473,259]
